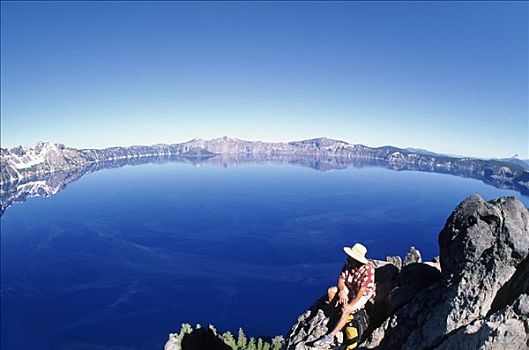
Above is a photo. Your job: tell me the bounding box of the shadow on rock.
[181,328,230,350]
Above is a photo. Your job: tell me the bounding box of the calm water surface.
[1,162,528,349]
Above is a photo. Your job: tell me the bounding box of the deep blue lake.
[1,161,528,350]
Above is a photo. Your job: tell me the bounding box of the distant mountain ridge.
[405,147,529,170]
[1,137,528,195]
[497,157,529,170]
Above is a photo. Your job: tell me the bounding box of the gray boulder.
[361,195,529,349]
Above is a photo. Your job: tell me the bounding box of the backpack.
[342,309,369,349]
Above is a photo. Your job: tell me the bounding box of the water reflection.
[1,153,528,216]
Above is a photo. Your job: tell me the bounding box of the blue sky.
[1,1,527,158]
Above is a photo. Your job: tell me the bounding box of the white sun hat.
[343,243,369,265]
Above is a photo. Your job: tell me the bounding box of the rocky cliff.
[0,141,214,184]
[2,138,527,195]
[285,195,529,350]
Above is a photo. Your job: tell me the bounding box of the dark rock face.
[385,256,402,270]
[164,329,230,350]
[180,329,230,350]
[386,263,441,316]
[365,263,401,333]
[364,250,441,335]
[362,195,529,350]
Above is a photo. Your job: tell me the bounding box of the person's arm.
[337,268,348,305]
[345,285,366,312]
[338,274,346,291]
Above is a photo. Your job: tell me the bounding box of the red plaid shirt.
[339,261,376,298]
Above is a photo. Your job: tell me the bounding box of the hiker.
[314,243,376,347]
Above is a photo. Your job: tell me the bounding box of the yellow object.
[344,314,359,350]
[344,326,358,349]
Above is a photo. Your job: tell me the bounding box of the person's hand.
[337,289,348,306]
[341,302,355,314]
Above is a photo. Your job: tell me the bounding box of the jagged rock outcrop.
[285,195,528,350]
[362,195,529,349]
[403,246,422,266]
[285,298,336,350]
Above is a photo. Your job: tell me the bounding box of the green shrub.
[172,323,284,350]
